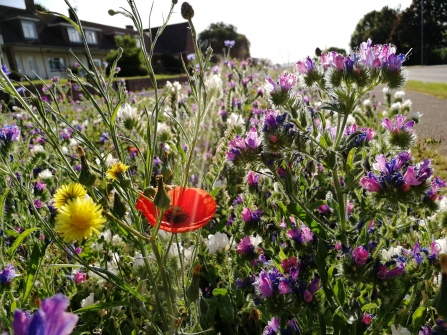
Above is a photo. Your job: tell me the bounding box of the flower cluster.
[226,127,262,164]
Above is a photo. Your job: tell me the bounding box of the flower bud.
[112,192,126,218]
[77,146,97,187]
[161,153,173,182]
[181,2,194,20]
[108,9,116,16]
[172,0,178,4]
[186,264,202,305]
[143,186,156,198]
[153,175,171,212]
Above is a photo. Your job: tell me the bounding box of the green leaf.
[212,288,228,296]
[216,295,234,322]
[279,248,287,261]
[411,307,427,331]
[334,280,346,304]
[0,188,11,223]
[361,303,378,311]
[9,227,39,258]
[210,186,221,198]
[22,243,43,304]
[76,300,133,312]
[38,11,81,33]
[111,95,125,126]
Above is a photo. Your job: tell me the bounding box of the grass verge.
[404,80,447,99]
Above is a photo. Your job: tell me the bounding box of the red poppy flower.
[136,187,216,233]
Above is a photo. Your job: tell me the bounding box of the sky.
[1,0,413,64]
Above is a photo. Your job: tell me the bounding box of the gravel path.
[369,85,447,155]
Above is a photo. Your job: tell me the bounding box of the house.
[0,0,192,80]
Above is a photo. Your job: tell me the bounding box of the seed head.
[181,2,194,20]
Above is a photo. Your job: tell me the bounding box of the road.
[406,65,447,83]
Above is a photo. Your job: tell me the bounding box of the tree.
[105,35,148,77]
[350,6,399,50]
[35,3,49,11]
[389,0,447,65]
[324,47,347,56]
[198,22,251,61]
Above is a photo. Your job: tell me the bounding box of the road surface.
[406,65,447,83]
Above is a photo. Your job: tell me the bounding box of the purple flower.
[253,271,274,298]
[382,115,414,134]
[278,72,297,91]
[241,207,262,224]
[278,280,292,294]
[262,317,280,335]
[387,262,405,278]
[247,171,260,188]
[0,124,21,146]
[403,166,421,186]
[362,312,374,325]
[99,132,109,143]
[0,264,18,284]
[33,199,45,209]
[186,53,195,61]
[352,246,368,265]
[12,293,78,335]
[1,64,11,76]
[224,40,235,48]
[245,127,261,148]
[236,237,255,255]
[296,57,314,74]
[308,276,320,294]
[303,290,313,302]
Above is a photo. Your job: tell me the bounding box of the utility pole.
[421,0,424,65]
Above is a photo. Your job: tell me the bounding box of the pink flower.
[75,272,86,284]
[352,246,369,265]
[403,166,421,186]
[360,174,381,192]
[362,312,373,325]
[303,290,313,302]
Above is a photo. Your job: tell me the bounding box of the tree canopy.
[350,6,399,50]
[350,1,447,64]
[389,0,447,64]
[198,22,251,61]
[105,35,148,77]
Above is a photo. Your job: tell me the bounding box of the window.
[21,21,37,39]
[28,56,38,74]
[92,59,101,69]
[15,56,24,73]
[135,37,141,48]
[48,58,65,71]
[67,27,81,43]
[85,30,97,44]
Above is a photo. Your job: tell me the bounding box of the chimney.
[125,25,134,30]
[24,0,35,12]
[68,8,77,21]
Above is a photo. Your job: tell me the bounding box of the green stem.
[103,212,153,243]
[333,168,347,246]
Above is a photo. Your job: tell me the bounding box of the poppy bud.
[113,192,126,218]
[153,175,171,212]
[172,0,178,4]
[181,2,194,20]
[77,146,97,187]
[186,264,202,305]
[143,187,156,198]
[161,153,173,182]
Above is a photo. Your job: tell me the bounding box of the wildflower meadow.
[1,1,447,334]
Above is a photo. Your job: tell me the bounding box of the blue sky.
[1,0,413,64]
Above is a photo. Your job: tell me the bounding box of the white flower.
[118,103,139,121]
[390,102,401,111]
[81,293,95,307]
[433,237,447,253]
[134,252,145,267]
[157,122,169,134]
[100,229,112,242]
[391,324,411,335]
[30,144,45,155]
[410,111,423,120]
[205,232,230,253]
[249,235,262,248]
[394,91,405,99]
[383,87,390,93]
[61,146,69,154]
[69,138,79,147]
[111,234,123,246]
[362,99,371,106]
[205,74,223,91]
[346,114,356,125]
[227,113,245,127]
[166,81,181,95]
[381,246,404,261]
[96,154,118,168]
[38,169,53,179]
[402,99,412,108]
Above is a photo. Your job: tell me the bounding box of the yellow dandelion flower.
[52,182,87,209]
[106,162,130,181]
[55,197,106,242]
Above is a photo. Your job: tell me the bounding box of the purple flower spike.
[236,237,255,255]
[13,293,79,335]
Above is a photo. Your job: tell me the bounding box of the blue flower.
[12,294,78,335]
[1,64,10,76]
[224,40,235,48]
[0,264,18,284]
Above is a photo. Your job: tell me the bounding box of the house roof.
[0,4,143,51]
[144,22,193,55]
